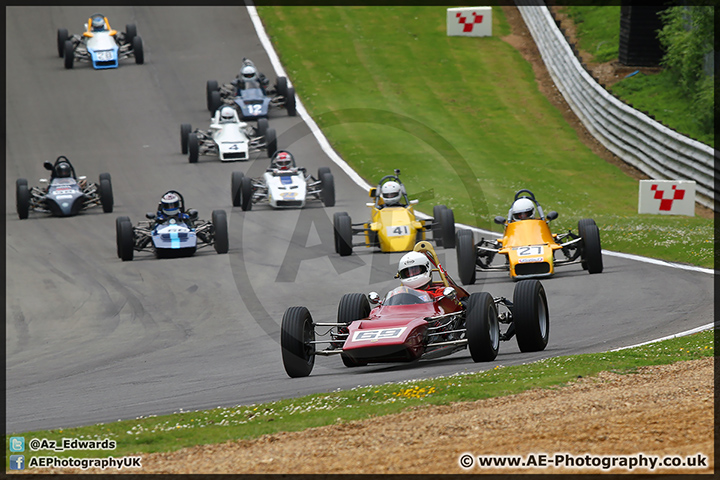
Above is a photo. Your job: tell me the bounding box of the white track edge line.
[610,323,715,351]
[247,5,715,278]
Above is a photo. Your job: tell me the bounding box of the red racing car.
[280,241,550,378]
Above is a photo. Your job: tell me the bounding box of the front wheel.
[118,219,135,261]
[320,172,335,207]
[211,210,229,254]
[188,133,199,163]
[466,292,500,362]
[265,128,277,157]
[64,40,74,69]
[99,177,113,213]
[337,293,370,367]
[513,279,549,352]
[240,174,253,211]
[132,36,144,64]
[580,221,603,274]
[455,229,477,285]
[256,118,268,139]
[280,306,316,378]
[335,213,353,256]
[180,124,192,154]
[16,178,30,220]
[231,171,244,207]
[115,216,130,258]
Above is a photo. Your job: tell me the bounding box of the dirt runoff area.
[22,7,715,475]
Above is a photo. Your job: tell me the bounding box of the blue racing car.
[115,191,228,261]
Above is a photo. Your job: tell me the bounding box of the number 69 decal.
[517,246,544,256]
[352,327,407,342]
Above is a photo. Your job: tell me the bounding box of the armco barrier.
[516,2,717,212]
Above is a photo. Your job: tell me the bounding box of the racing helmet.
[398,251,432,290]
[274,151,293,170]
[91,16,106,32]
[55,162,72,178]
[381,181,402,205]
[510,198,535,221]
[241,65,258,81]
[219,106,236,124]
[161,192,181,216]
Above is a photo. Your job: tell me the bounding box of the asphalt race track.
[5,6,714,433]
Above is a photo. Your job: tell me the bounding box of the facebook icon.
[10,455,25,470]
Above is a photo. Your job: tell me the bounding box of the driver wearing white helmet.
[509,197,535,222]
[233,58,269,93]
[379,180,406,208]
[397,251,433,290]
[155,192,190,224]
[218,106,237,124]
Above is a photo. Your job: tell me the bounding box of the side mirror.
[39,178,48,183]
[369,187,377,198]
[43,161,53,171]
[494,216,506,225]
[365,202,375,207]
[368,292,380,304]
[187,209,199,220]
[145,212,156,220]
[394,168,401,176]
[547,211,558,221]
[409,199,419,205]
[78,176,86,181]
[442,287,457,301]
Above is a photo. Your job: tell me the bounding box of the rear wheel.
[188,133,199,163]
[256,118,268,139]
[432,205,447,247]
[240,175,253,211]
[466,292,499,362]
[320,172,335,207]
[64,40,74,69]
[125,24,137,44]
[440,207,456,248]
[338,293,370,367]
[265,128,277,157]
[99,177,113,213]
[115,216,130,258]
[211,210,229,254]
[455,229,477,285]
[209,91,222,114]
[16,179,30,220]
[513,279,549,352]
[231,171,244,207]
[335,213,353,256]
[579,219,602,274]
[132,36,144,64]
[317,167,331,179]
[280,306,316,378]
[285,87,296,116]
[180,124,191,154]
[118,219,135,261]
[276,76,288,98]
[57,28,68,57]
[206,80,219,112]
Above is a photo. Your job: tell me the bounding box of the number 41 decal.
[387,225,410,237]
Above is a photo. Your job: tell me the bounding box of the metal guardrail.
[516,2,717,211]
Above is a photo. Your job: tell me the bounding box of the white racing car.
[57,13,143,69]
[181,106,277,163]
[231,151,335,210]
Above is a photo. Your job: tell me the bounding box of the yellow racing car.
[455,189,603,283]
[333,170,456,256]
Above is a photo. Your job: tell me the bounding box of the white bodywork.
[209,109,251,161]
[85,31,117,56]
[264,169,308,208]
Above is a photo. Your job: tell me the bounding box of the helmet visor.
[399,265,427,279]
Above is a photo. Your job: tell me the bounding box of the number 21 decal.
[518,246,543,256]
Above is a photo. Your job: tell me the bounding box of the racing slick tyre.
[338,293,370,367]
[332,212,348,253]
[318,167,331,179]
[432,205,447,247]
[16,179,30,220]
[211,210,229,254]
[115,216,130,258]
[180,124,192,154]
[188,133,199,163]
[456,229,477,285]
[466,292,500,362]
[285,87,297,116]
[581,223,603,274]
[57,28,68,57]
[256,118,269,139]
[320,172,335,207]
[118,219,135,261]
[125,24,137,45]
[99,177,114,213]
[240,174,253,211]
[265,128,277,158]
[231,171,245,207]
[64,40,74,69]
[280,306,316,378]
[132,36,144,64]
[209,91,222,114]
[276,76,288,99]
[335,213,353,256]
[578,218,597,271]
[513,279,549,353]
[440,207,456,249]
[206,80,219,112]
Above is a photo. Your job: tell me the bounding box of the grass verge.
[5,329,713,464]
[255,6,712,268]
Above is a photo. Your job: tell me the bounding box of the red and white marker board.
[447,7,492,37]
[638,180,695,216]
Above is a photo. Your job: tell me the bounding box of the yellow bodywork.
[367,205,425,253]
[498,219,562,279]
